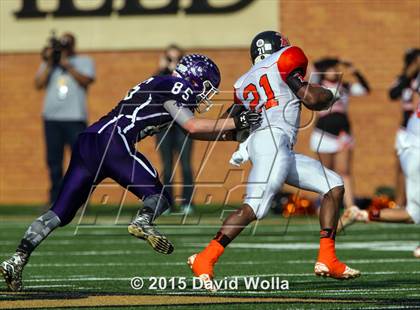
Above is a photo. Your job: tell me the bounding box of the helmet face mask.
[195,80,219,113]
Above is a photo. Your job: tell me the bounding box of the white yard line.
[361,307,416,310]
[1,233,419,245]
[24,257,419,268]
[228,271,420,278]
[24,271,420,282]
[161,287,420,295]
[208,241,420,252]
[0,249,196,256]
[24,284,74,289]
[1,241,418,257]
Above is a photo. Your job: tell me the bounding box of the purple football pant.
[50,131,171,226]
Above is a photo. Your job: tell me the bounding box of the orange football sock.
[317,237,346,275]
[200,240,225,263]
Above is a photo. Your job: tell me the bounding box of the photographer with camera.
[154,44,195,215]
[35,32,95,204]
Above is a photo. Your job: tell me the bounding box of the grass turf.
[0,207,419,309]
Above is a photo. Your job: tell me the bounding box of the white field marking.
[284,288,420,294]
[161,287,420,295]
[203,241,420,252]
[1,241,418,257]
[227,271,420,278]
[0,248,196,257]
[361,307,416,310]
[23,271,420,282]
[71,224,420,234]
[25,277,131,282]
[1,242,418,258]
[0,248,270,256]
[24,284,74,289]
[25,257,420,269]
[1,233,419,245]
[1,221,417,230]
[250,234,420,241]
[0,239,143,245]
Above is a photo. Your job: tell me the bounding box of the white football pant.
[396,127,420,224]
[244,127,344,219]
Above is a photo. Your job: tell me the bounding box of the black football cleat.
[1,252,28,291]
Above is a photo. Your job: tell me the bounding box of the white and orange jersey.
[233,45,308,145]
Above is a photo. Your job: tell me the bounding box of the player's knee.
[325,169,344,191]
[239,204,258,221]
[248,202,270,220]
[254,209,268,220]
[48,206,72,227]
[57,214,72,227]
[326,185,345,201]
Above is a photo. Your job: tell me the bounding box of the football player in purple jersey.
[0,54,261,291]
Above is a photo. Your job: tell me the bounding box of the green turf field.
[0,206,419,309]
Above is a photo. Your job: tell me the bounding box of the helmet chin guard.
[195,80,219,113]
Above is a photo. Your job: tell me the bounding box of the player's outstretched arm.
[163,100,260,139]
[183,110,260,135]
[188,129,237,141]
[187,103,247,141]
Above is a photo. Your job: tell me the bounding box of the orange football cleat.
[187,240,224,291]
[314,260,361,280]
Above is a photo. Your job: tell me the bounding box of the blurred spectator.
[389,48,420,206]
[35,32,95,204]
[310,58,370,209]
[155,44,194,214]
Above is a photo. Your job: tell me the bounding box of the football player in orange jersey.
[187,31,361,289]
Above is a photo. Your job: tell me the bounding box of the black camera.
[49,34,62,65]
[43,31,71,65]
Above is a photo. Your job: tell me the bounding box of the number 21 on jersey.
[243,74,278,111]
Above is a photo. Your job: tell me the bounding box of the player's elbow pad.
[286,70,308,94]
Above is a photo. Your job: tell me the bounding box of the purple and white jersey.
[87,75,195,145]
[49,75,197,225]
